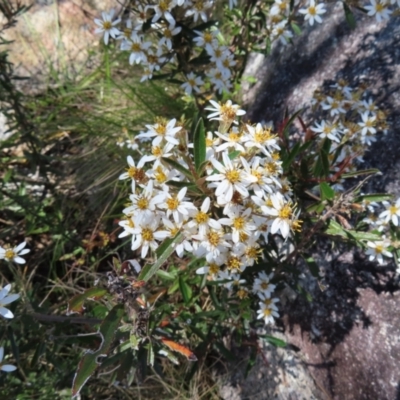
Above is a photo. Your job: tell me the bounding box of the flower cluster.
[94,5,236,93]
[258,0,398,51]
[118,99,301,324]
[309,79,389,191]
[358,196,400,266]
[0,242,26,373]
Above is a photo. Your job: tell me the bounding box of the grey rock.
[242,3,400,400]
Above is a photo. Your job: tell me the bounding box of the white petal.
[0,307,14,319]
[1,364,17,372]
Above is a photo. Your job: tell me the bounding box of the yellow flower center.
[207,231,221,246]
[220,103,238,121]
[194,0,205,10]
[155,124,166,136]
[233,216,245,231]
[308,6,316,16]
[159,0,172,12]
[226,256,241,271]
[137,198,149,210]
[203,32,213,44]
[142,228,154,242]
[375,244,383,254]
[261,282,270,290]
[278,204,292,220]
[389,205,398,215]
[152,146,162,157]
[166,196,179,210]
[263,308,273,317]
[265,162,278,175]
[245,246,261,260]
[103,21,112,30]
[209,263,220,274]
[228,132,240,142]
[5,249,15,260]
[195,211,209,224]
[123,28,132,38]
[226,170,240,183]
[131,43,142,52]
[155,170,167,183]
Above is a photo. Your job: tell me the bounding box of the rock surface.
[240,3,400,400]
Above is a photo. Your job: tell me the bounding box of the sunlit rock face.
[243,5,400,399]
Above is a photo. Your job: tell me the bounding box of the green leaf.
[263,335,287,348]
[179,276,192,304]
[214,341,235,361]
[319,182,335,200]
[162,157,194,181]
[130,333,139,350]
[228,150,241,160]
[156,269,176,281]
[291,22,302,35]
[343,2,356,29]
[67,287,108,315]
[147,342,155,367]
[344,230,382,242]
[341,168,380,179]
[282,109,304,139]
[282,141,301,170]
[305,257,319,278]
[326,220,382,242]
[72,305,124,398]
[325,219,347,237]
[166,180,202,194]
[354,193,392,203]
[139,232,183,281]
[193,118,206,173]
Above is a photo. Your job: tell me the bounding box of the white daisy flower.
[137,118,181,146]
[299,0,326,26]
[180,72,204,95]
[158,23,182,50]
[364,0,392,22]
[358,112,377,136]
[253,271,276,297]
[0,284,20,319]
[206,153,256,202]
[130,217,170,258]
[123,180,166,223]
[0,242,30,264]
[261,192,295,238]
[159,187,196,223]
[0,347,17,372]
[187,197,222,236]
[311,120,341,142]
[94,9,121,45]
[257,302,280,324]
[121,35,152,65]
[379,198,400,226]
[365,240,393,265]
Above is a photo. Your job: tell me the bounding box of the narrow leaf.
[72,304,124,398]
[162,157,194,180]
[193,118,206,173]
[343,2,356,29]
[263,335,287,347]
[67,288,108,315]
[139,232,183,281]
[179,276,192,304]
[305,257,319,278]
[341,168,380,179]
